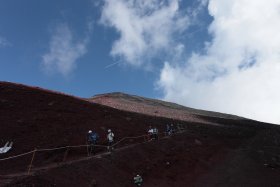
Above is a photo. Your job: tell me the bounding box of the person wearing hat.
[147,126,153,140]
[107,129,115,151]
[87,130,99,155]
[133,174,143,186]
[153,127,159,140]
[166,124,171,136]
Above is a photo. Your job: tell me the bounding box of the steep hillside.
[1,82,280,187]
[90,92,244,123]
[0,81,181,174]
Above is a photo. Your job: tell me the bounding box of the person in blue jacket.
[166,124,171,136]
[87,130,99,155]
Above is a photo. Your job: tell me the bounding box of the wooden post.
[28,149,36,175]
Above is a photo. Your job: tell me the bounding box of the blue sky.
[0,0,209,98]
[1,0,280,124]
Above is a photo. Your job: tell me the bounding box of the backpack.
[153,128,158,134]
[88,132,99,142]
[108,132,114,141]
[92,132,99,141]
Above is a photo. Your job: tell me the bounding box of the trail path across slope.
[0,130,191,185]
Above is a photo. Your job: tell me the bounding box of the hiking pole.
[27,149,37,175]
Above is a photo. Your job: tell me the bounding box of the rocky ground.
[1,81,280,187]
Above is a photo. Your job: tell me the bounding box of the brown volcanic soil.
[1,81,280,187]
[90,92,244,123]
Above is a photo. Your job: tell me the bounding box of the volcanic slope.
[90,92,244,122]
[1,81,280,187]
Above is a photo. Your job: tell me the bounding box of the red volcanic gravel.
[1,82,280,187]
[90,95,207,123]
[90,93,242,125]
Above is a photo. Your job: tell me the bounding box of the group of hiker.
[87,123,177,155]
[87,129,115,155]
[147,123,176,140]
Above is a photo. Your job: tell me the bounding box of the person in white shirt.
[153,127,159,140]
[148,126,153,140]
[107,129,115,151]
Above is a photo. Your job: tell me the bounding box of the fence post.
[28,149,37,175]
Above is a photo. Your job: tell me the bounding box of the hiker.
[107,129,115,151]
[0,141,13,154]
[133,174,143,186]
[170,124,175,134]
[166,124,171,136]
[147,126,153,140]
[87,130,99,155]
[153,127,159,140]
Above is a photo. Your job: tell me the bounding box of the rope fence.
[0,150,36,161]
[0,129,186,176]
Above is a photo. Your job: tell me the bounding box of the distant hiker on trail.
[170,124,175,134]
[153,127,159,140]
[107,129,115,151]
[87,130,99,155]
[88,130,99,145]
[148,126,153,140]
[133,174,143,186]
[166,124,171,136]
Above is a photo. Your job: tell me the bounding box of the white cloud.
[189,0,208,18]
[42,23,89,76]
[158,0,280,124]
[100,0,190,66]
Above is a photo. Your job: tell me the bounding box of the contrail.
[104,61,120,69]
[184,27,206,38]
